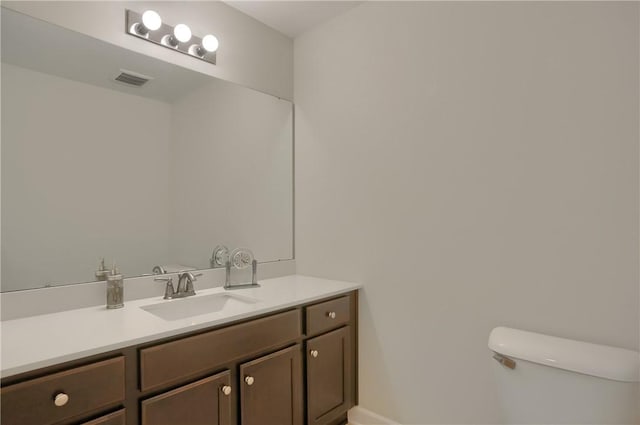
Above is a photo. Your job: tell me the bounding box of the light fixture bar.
[125,9,216,65]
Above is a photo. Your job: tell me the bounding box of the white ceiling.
[223,1,361,38]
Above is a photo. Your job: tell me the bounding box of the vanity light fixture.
[125,9,217,65]
[173,24,192,43]
[189,34,219,58]
[130,10,162,37]
[162,23,192,48]
[160,34,179,48]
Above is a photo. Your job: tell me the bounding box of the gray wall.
[294,2,639,423]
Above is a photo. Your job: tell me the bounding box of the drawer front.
[82,409,126,425]
[0,357,125,425]
[141,371,231,425]
[140,309,301,391]
[306,296,350,337]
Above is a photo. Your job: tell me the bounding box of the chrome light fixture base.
[125,10,216,65]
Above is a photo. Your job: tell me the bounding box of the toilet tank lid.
[488,327,640,382]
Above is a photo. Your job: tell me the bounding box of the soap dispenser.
[106,263,124,309]
[95,258,109,281]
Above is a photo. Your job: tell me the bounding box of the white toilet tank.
[489,327,639,424]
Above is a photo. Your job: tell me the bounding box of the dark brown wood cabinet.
[141,371,232,425]
[139,310,301,392]
[306,327,352,425]
[240,345,303,425]
[0,357,125,425]
[0,291,357,425]
[305,296,350,337]
[82,409,126,425]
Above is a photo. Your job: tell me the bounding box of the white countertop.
[0,275,361,378]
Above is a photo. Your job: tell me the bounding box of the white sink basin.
[141,292,259,321]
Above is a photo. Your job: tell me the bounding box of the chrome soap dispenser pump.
[95,258,109,281]
[106,262,124,309]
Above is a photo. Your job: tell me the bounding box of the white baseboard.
[348,406,398,425]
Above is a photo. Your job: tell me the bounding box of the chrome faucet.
[155,272,201,299]
[154,277,176,299]
[177,272,201,296]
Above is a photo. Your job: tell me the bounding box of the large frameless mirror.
[1,8,293,292]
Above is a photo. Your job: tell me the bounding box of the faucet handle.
[154,277,176,299]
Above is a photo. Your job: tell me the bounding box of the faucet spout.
[176,272,201,297]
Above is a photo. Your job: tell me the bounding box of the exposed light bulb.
[174,24,192,43]
[141,10,162,31]
[201,35,219,53]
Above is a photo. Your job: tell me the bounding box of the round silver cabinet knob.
[53,392,69,407]
[310,350,319,358]
[221,385,232,396]
[245,376,255,386]
[327,311,336,319]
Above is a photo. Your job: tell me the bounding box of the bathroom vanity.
[0,276,360,425]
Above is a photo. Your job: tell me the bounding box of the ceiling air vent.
[114,69,153,87]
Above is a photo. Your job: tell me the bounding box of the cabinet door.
[81,409,125,425]
[307,327,352,425]
[141,371,231,425]
[240,345,303,425]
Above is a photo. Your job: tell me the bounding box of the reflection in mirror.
[1,8,293,292]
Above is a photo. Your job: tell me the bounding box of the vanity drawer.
[305,296,350,337]
[0,357,125,425]
[140,309,302,391]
